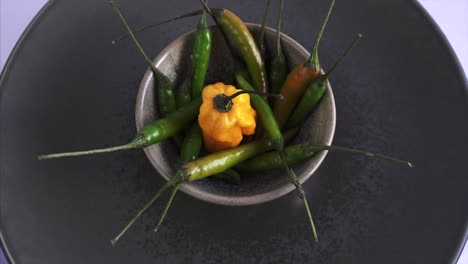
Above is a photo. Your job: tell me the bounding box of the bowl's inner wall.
[137,25,335,204]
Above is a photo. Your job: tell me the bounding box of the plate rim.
[407,1,468,263]
[0,1,57,263]
[0,0,466,263]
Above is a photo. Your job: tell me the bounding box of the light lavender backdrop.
[0,1,467,264]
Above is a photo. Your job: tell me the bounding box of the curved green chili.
[269,0,287,97]
[236,142,412,172]
[179,7,212,169]
[110,128,298,245]
[236,144,307,171]
[201,2,268,93]
[38,97,202,160]
[180,122,203,164]
[286,34,362,129]
[191,10,212,97]
[235,72,283,147]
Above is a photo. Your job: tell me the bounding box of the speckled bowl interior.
[135,23,336,206]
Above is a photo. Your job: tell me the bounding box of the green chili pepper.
[175,77,192,108]
[212,169,241,185]
[191,10,212,97]
[111,2,177,117]
[286,34,362,129]
[179,7,212,167]
[112,9,204,44]
[257,0,272,60]
[110,128,298,245]
[236,144,307,171]
[269,0,287,97]
[201,2,268,93]
[273,0,335,128]
[38,97,202,160]
[236,143,412,172]
[235,73,319,241]
[235,73,282,145]
[180,122,203,164]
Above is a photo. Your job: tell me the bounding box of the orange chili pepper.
[273,0,335,128]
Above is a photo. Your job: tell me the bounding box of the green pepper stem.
[305,144,413,167]
[213,90,283,113]
[324,33,362,78]
[275,0,284,56]
[112,10,204,44]
[259,0,272,50]
[306,0,336,69]
[278,150,319,241]
[37,136,146,160]
[154,183,180,232]
[199,0,213,17]
[111,175,184,246]
[227,90,283,101]
[110,2,163,77]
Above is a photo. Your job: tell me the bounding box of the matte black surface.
[1,0,467,263]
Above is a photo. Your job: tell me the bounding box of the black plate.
[1,0,467,263]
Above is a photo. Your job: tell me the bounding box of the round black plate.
[1,0,467,263]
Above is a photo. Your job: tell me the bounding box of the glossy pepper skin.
[109,128,298,244]
[182,129,297,181]
[137,97,202,146]
[286,34,362,129]
[191,10,212,98]
[209,8,268,93]
[235,141,412,172]
[273,57,320,129]
[235,72,283,149]
[198,82,256,152]
[236,144,311,172]
[180,122,203,164]
[272,0,335,128]
[180,10,212,164]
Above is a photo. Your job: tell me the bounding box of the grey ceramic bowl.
[135,23,336,206]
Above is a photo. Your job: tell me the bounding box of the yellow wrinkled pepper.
[198,82,256,152]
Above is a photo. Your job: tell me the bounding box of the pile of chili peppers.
[38,0,412,245]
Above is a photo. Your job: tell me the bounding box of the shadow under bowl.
[135,23,336,206]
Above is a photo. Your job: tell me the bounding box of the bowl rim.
[135,23,336,206]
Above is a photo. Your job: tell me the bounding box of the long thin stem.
[325,34,362,78]
[306,144,413,167]
[110,2,162,75]
[259,0,272,49]
[38,143,136,160]
[199,0,212,17]
[275,0,284,56]
[278,150,319,241]
[111,176,182,246]
[154,184,180,232]
[306,0,336,68]
[112,10,203,44]
[228,90,283,100]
